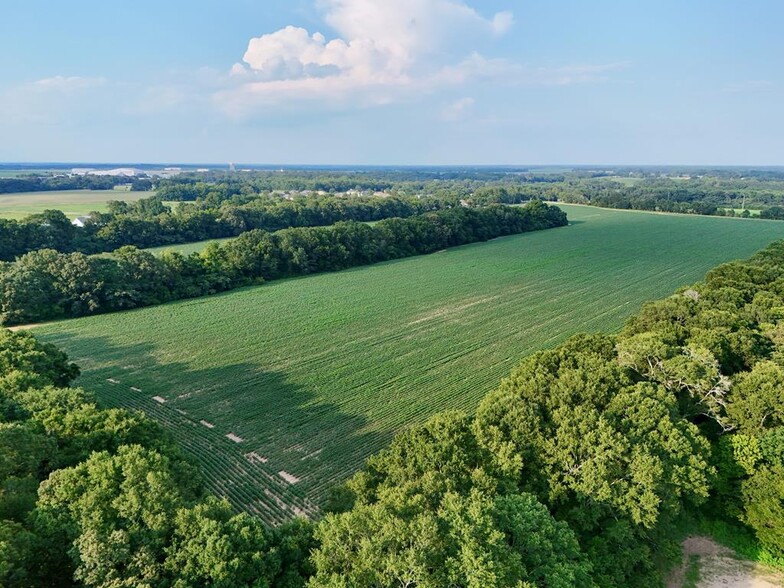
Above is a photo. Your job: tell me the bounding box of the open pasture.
[141,221,380,256]
[0,168,60,178]
[34,205,784,524]
[606,176,644,186]
[0,190,153,219]
[143,237,238,256]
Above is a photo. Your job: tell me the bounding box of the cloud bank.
[218,0,514,115]
[5,1,628,127]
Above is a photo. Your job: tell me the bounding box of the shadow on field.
[44,331,384,511]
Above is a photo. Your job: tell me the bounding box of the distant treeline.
[453,175,784,220]
[564,178,784,218]
[153,170,567,201]
[0,168,567,198]
[0,175,153,194]
[0,194,456,261]
[457,178,784,221]
[0,202,567,325]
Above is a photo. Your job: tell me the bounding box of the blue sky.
[1,0,782,165]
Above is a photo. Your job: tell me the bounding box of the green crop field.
[33,205,784,524]
[606,176,644,186]
[0,190,153,220]
[144,237,238,256]
[0,169,60,178]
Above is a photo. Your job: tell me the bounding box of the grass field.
[0,169,60,178]
[141,222,380,256]
[33,205,784,524]
[144,237,237,256]
[0,190,153,220]
[606,176,644,186]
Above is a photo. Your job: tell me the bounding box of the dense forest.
[147,167,784,217]
[0,194,457,261]
[145,166,784,219]
[0,202,567,325]
[0,174,153,194]
[3,238,784,586]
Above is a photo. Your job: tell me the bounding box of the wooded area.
[0,194,455,260]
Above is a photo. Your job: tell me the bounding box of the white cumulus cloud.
[238,26,393,82]
[219,0,514,115]
[318,0,512,66]
[213,0,628,118]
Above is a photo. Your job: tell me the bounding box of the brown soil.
[668,536,784,588]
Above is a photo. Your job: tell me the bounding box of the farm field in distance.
[142,221,380,256]
[0,189,153,219]
[143,236,237,256]
[34,204,784,524]
[605,176,643,186]
[0,168,60,178]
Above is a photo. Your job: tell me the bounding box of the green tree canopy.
[311,489,592,588]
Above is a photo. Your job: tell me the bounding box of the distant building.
[229,162,236,172]
[71,167,97,175]
[108,168,139,177]
[79,168,140,177]
[72,215,91,228]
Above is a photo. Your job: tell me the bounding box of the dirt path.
[668,536,784,588]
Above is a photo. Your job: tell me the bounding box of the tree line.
[153,168,567,200]
[0,167,565,200]
[0,194,458,261]
[2,237,784,586]
[451,175,784,220]
[0,202,568,325]
[563,177,784,218]
[0,174,153,194]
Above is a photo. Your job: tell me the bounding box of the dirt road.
[669,536,784,588]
